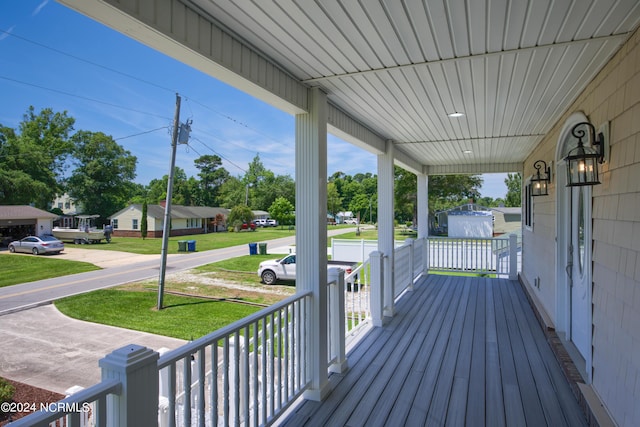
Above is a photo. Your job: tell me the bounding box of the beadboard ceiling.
[63,0,640,173]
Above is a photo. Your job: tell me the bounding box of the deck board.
[278,275,587,427]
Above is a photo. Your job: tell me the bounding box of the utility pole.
[157,93,181,310]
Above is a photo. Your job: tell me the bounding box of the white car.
[258,254,357,285]
[344,218,359,225]
[254,219,268,227]
[266,219,277,227]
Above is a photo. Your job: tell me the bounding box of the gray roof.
[109,204,229,220]
[0,205,59,220]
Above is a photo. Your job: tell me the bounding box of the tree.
[269,197,295,228]
[146,167,195,205]
[504,173,522,207]
[218,176,246,208]
[395,166,417,223]
[428,174,483,213]
[327,182,342,218]
[227,205,254,231]
[349,193,371,222]
[194,154,229,206]
[141,200,148,239]
[67,131,137,225]
[0,107,75,208]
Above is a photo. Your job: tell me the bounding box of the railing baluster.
[243,325,250,425]
[253,321,259,426]
[284,305,290,401]
[261,315,267,424]
[269,312,275,418]
[183,355,192,427]
[223,336,230,426]
[276,309,282,411]
[197,348,206,427]
[169,362,176,427]
[211,342,218,427]
[234,330,240,426]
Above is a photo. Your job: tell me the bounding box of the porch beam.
[295,87,330,401]
[426,162,523,175]
[378,140,395,318]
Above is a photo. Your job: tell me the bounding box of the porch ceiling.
[61,0,640,174]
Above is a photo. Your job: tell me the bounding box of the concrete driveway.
[51,246,159,268]
[0,304,186,394]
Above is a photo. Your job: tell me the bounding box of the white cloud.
[32,0,50,16]
[0,26,15,41]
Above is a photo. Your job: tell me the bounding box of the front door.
[569,185,592,359]
[556,114,593,382]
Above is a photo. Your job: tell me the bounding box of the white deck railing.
[344,259,370,341]
[427,235,518,276]
[8,379,121,427]
[156,291,312,427]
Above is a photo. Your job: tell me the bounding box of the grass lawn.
[0,254,100,288]
[328,227,417,241]
[75,228,297,255]
[194,254,281,284]
[55,289,261,341]
[55,255,294,339]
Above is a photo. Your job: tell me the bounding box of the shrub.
[0,377,15,404]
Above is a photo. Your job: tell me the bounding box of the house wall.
[36,219,53,235]
[523,28,640,427]
[111,211,208,237]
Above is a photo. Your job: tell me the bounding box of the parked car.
[258,254,357,286]
[240,221,256,231]
[344,218,359,224]
[266,219,277,227]
[254,219,268,227]
[8,235,64,255]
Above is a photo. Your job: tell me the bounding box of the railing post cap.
[99,344,159,373]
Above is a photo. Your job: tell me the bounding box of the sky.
[0,0,509,200]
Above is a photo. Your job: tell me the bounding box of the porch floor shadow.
[279,275,587,427]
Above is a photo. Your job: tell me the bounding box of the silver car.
[8,235,65,255]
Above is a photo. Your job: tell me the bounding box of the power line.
[191,137,247,174]
[0,75,171,120]
[2,27,293,154]
[0,28,176,95]
[185,97,293,152]
[114,126,170,141]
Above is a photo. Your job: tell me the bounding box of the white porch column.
[417,173,429,275]
[417,173,428,238]
[378,140,395,318]
[296,87,330,401]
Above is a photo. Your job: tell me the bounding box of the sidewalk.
[0,304,186,394]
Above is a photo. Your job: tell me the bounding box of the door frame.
[555,111,593,383]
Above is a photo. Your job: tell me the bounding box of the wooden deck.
[279,275,587,426]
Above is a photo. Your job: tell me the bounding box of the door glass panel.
[578,188,585,275]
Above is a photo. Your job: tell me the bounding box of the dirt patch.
[0,379,64,426]
[122,270,296,307]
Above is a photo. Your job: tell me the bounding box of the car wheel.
[8,245,15,253]
[32,247,40,255]
[261,270,277,285]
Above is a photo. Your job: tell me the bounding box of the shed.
[447,210,493,238]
